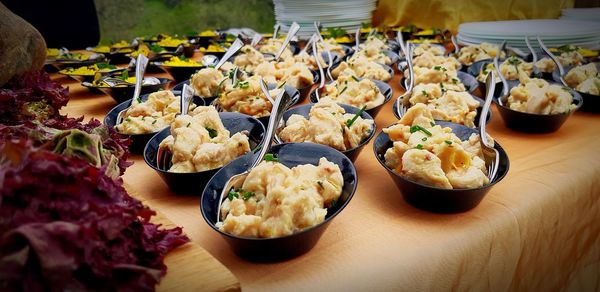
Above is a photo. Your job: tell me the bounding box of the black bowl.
[58,67,128,83]
[275,103,376,162]
[493,82,583,133]
[373,121,510,213]
[200,142,357,261]
[144,112,266,194]
[552,63,600,113]
[83,77,172,104]
[104,91,176,153]
[49,53,108,70]
[309,78,393,118]
[155,62,205,83]
[391,89,491,126]
[383,50,400,70]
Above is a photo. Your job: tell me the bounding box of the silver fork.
[274,21,300,62]
[396,31,407,58]
[524,36,542,78]
[537,36,568,87]
[480,71,499,181]
[250,33,263,48]
[395,43,414,118]
[314,21,334,81]
[156,83,195,170]
[116,54,149,125]
[494,41,509,106]
[451,35,460,56]
[216,84,290,222]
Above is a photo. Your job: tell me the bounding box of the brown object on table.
[0,2,46,87]
[56,51,600,291]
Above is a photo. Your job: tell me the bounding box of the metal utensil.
[451,35,460,55]
[313,38,326,102]
[479,71,499,181]
[202,54,219,67]
[273,23,280,39]
[213,38,244,70]
[216,84,290,222]
[314,21,334,81]
[537,35,567,87]
[395,43,414,118]
[300,33,318,55]
[259,79,276,106]
[396,31,407,58]
[274,21,300,61]
[494,41,509,104]
[524,36,542,78]
[250,33,263,47]
[354,27,361,56]
[157,83,195,170]
[116,54,149,124]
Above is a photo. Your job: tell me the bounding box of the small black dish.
[104,92,169,153]
[493,83,583,133]
[144,112,266,194]
[391,91,492,126]
[309,78,393,118]
[155,62,205,83]
[552,63,600,113]
[49,53,107,70]
[373,121,510,213]
[275,103,376,162]
[200,142,357,261]
[83,77,172,104]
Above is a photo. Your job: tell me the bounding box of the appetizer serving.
[158,106,251,173]
[218,75,283,118]
[332,53,392,82]
[406,83,480,127]
[457,42,504,66]
[279,99,373,151]
[564,62,600,95]
[114,90,183,134]
[163,56,202,67]
[413,51,461,71]
[254,59,314,89]
[320,74,385,110]
[383,104,490,189]
[217,157,343,238]
[506,75,577,114]
[413,40,446,56]
[190,67,226,97]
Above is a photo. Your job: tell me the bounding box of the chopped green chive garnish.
[339,86,348,95]
[345,105,367,128]
[264,153,279,162]
[351,75,360,82]
[410,125,432,136]
[228,189,239,200]
[242,190,255,201]
[277,80,287,89]
[416,144,423,150]
[421,137,427,141]
[445,140,453,145]
[186,122,191,127]
[206,127,217,138]
[317,181,324,189]
[422,90,429,97]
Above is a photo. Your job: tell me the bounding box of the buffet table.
[56,59,600,291]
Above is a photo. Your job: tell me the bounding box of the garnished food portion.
[158,106,250,172]
[56,52,90,61]
[217,157,343,238]
[46,48,60,57]
[565,63,600,95]
[259,38,293,59]
[199,44,227,53]
[198,30,219,37]
[59,63,117,76]
[384,104,490,189]
[355,36,392,65]
[457,42,504,66]
[157,36,188,48]
[233,45,266,73]
[553,44,585,67]
[114,91,185,134]
[317,38,347,57]
[190,67,226,97]
[332,54,392,82]
[477,56,533,82]
[321,74,385,110]
[279,100,373,151]
[407,83,480,127]
[218,75,283,118]
[413,52,461,71]
[411,65,465,92]
[91,40,134,54]
[413,40,446,56]
[91,70,160,87]
[163,56,202,67]
[253,58,314,89]
[507,75,577,114]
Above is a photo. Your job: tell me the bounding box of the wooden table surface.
[56,61,600,291]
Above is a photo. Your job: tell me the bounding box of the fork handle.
[537,35,567,86]
[479,71,495,147]
[215,38,244,70]
[252,88,291,169]
[133,54,149,103]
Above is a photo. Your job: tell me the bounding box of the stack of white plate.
[457,19,600,50]
[560,8,600,22]
[273,0,375,39]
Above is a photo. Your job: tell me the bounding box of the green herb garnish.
[410,125,432,136]
[150,44,164,53]
[186,122,191,127]
[422,90,429,97]
[152,119,157,125]
[416,144,423,150]
[430,121,435,127]
[120,69,129,81]
[339,86,348,95]
[242,190,255,201]
[264,153,279,162]
[421,137,427,142]
[444,140,453,145]
[317,181,324,189]
[351,75,360,82]
[345,105,367,128]
[96,63,116,70]
[228,189,239,200]
[277,80,287,89]
[206,127,217,138]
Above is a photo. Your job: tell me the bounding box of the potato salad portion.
[410,65,466,92]
[413,41,446,56]
[321,74,385,110]
[457,42,504,66]
[218,157,343,238]
[477,56,533,82]
[384,104,490,189]
[507,74,577,114]
[413,52,461,71]
[279,99,374,151]
[253,59,314,89]
[218,75,283,118]
[190,67,226,97]
[407,83,480,127]
[158,106,250,173]
[233,45,266,73]
[115,91,184,135]
[317,38,347,57]
[332,54,392,82]
[564,63,600,95]
[259,38,294,59]
[356,36,392,65]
